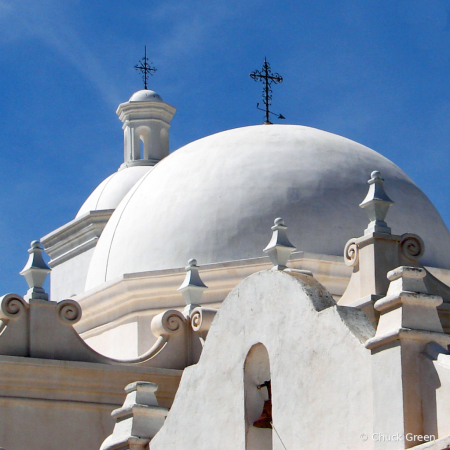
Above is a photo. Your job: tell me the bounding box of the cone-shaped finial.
[20,240,51,301]
[263,218,296,270]
[359,171,394,235]
[177,259,208,311]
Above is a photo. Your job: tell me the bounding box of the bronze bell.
[253,380,272,429]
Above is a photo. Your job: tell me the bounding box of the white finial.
[177,259,208,313]
[20,240,51,301]
[359,171,394,235]
[263,218,296,270]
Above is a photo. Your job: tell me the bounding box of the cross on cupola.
[116,52,176,169]
[135,46,157,89]
[250,58,285,124]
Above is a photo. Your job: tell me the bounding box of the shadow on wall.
[244,343,273,450]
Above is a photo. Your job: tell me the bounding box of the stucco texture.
[150,269,375,450]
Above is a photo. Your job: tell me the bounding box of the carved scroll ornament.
[0,294,28,320]
[400,233,425,261]
[57,299,82,324]
[344,238,359,267]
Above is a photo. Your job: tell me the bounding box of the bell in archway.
[253,380,272,429]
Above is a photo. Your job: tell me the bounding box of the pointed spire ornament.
[264,218,296,270]
[177,259,208,314]
[359,171,394,235]
[20,240,51,301]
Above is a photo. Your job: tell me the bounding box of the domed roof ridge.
[85,124,450,290]
[76,166,153,218]
[167,123,385,161]
[99,165,155,281]
[93,172,116,210]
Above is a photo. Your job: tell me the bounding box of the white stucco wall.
[0,398,113,450]
[422,347,450,440]
[0,355,182,450]
[151,269,375,450]
[50,247,95,301]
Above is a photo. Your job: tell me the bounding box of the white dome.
[76,166,152,218]
[85,125,450,290]
[129,89,163,103]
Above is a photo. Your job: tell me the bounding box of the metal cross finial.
[250,57,285,124]
[134,46,157,90]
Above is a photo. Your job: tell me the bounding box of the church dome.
[85,125,450,290]
[76,166,152,218]
[129,89,163,103]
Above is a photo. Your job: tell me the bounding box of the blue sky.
[1,0,450,296]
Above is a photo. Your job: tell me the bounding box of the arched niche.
[135,126,151,160]
[244,343,272,450]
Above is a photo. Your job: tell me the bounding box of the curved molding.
[0,294,189,369]
[109,310,188,367]
[0,294,28,320]
[115,336,169,364]
[68,308,187,365]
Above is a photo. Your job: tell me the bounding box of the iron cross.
[250,58,285,124]
[135,46,157,90]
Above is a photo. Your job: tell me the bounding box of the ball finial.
[30,240,41,249]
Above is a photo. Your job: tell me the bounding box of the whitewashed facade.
[2,87,450,449]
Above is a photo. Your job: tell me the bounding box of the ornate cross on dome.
[135,46,157,90]
[250,58,285,124]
